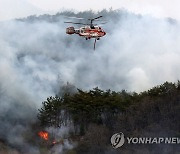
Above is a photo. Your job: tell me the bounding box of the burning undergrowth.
[38,131,49,141]
[37,126,76,154]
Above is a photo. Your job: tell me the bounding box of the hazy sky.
[0,0,180,21]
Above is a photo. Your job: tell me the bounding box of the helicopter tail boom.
[66,27,75,34]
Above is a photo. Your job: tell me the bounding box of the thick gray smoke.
[0,9,180,152]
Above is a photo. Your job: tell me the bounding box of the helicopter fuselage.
[66,26,106,39]
[65,15,106,50]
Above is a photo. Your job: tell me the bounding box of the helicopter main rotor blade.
[64,16,85,20]
[94,16,103,20]
[64,22,87,25]
[98,22,108,24]
[94,20,107,22]
[89,16,103,21]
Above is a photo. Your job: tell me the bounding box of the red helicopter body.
[65,16,106,50]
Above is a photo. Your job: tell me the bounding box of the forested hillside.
[37,81,180,154]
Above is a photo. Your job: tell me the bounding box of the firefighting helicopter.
[64,16,106,50]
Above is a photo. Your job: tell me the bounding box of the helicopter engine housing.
[66,27,75,34]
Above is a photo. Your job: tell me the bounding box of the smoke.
[0,9,180,152]
[47,126,75,154]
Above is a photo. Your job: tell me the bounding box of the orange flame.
[38,131,49,140]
